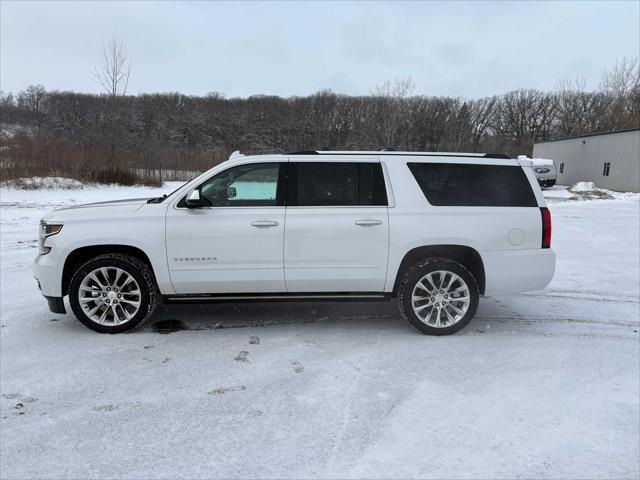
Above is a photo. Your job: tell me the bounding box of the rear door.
[284,157,390,292]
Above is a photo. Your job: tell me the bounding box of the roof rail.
[285,150,512,159]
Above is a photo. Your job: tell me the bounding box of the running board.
[163,292,392,304]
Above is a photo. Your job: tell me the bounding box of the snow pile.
[539,184,640,204]
[566,182,640,201]
[0,123,31,138]
[2,177,84,190]
[543,186,576,201]
[571,181,597,192]
[609,190,640,200]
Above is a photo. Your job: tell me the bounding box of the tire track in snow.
[520,290,639,304]
[474,314,638,328]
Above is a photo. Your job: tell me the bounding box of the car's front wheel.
[69,254,158,333]
[398,258,479,335]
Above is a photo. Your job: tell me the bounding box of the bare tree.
[371,77,414,148]
[600,57,640,129]
[554,76,604,135]
[17,84,47,135]
[92,37,132,167]
[493,89,557,155]
[92,37,131,97]
[601,57,639,99]
[469,97,496,150]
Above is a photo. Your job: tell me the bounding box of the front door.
[284,159,390,292]
[166,161,287,294]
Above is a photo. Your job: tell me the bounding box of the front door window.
[198,163,280,207]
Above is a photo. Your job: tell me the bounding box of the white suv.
[34,151,555,335]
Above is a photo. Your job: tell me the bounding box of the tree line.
[0,57,637,185]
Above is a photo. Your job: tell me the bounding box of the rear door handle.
[355,219,383,226]
[251,220,279,227]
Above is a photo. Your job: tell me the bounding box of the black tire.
[398,257,479,336]
[69,254,158,333]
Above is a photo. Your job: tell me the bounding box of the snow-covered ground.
[1,182,638,479]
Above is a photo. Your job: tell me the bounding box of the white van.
[519,156,558,188]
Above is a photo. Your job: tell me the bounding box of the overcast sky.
[1,1,638,99]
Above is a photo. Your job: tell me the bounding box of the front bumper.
[34,258,66,314]
[33,249,64,297]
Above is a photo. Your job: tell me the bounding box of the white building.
[533,128,640,192]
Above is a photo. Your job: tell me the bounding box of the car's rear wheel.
[398,258,479,335]
[69,254,158,333]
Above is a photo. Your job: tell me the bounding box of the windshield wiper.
[146,180,190,204]
[147,194,167,204]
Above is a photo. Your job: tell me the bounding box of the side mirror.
[186,189,204,208]
[226,186,237,199]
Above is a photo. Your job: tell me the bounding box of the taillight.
[540,207,551,248]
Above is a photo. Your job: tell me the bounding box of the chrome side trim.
[164,294,388,302]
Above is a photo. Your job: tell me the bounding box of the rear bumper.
[481,248,555,296]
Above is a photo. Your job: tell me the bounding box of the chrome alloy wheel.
[78,267,141,326]
[411,270,471,328]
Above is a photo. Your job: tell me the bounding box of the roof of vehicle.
[518,155,555,166]
[287,150,511,159]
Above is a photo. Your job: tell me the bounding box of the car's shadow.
[145,300,402,333]
[53,296,516,335]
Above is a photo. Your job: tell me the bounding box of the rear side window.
[288,162,387,206]
[407,163,537,207]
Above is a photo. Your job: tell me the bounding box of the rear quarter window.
[407,163,537,207]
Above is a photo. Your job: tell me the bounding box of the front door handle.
[251,220,279,227]
[355,219,383,226]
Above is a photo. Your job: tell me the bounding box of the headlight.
[534,167,550,174]
[39,221,63,255]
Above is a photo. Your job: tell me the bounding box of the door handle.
[355,219,383,226]
[251,220,279,227]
